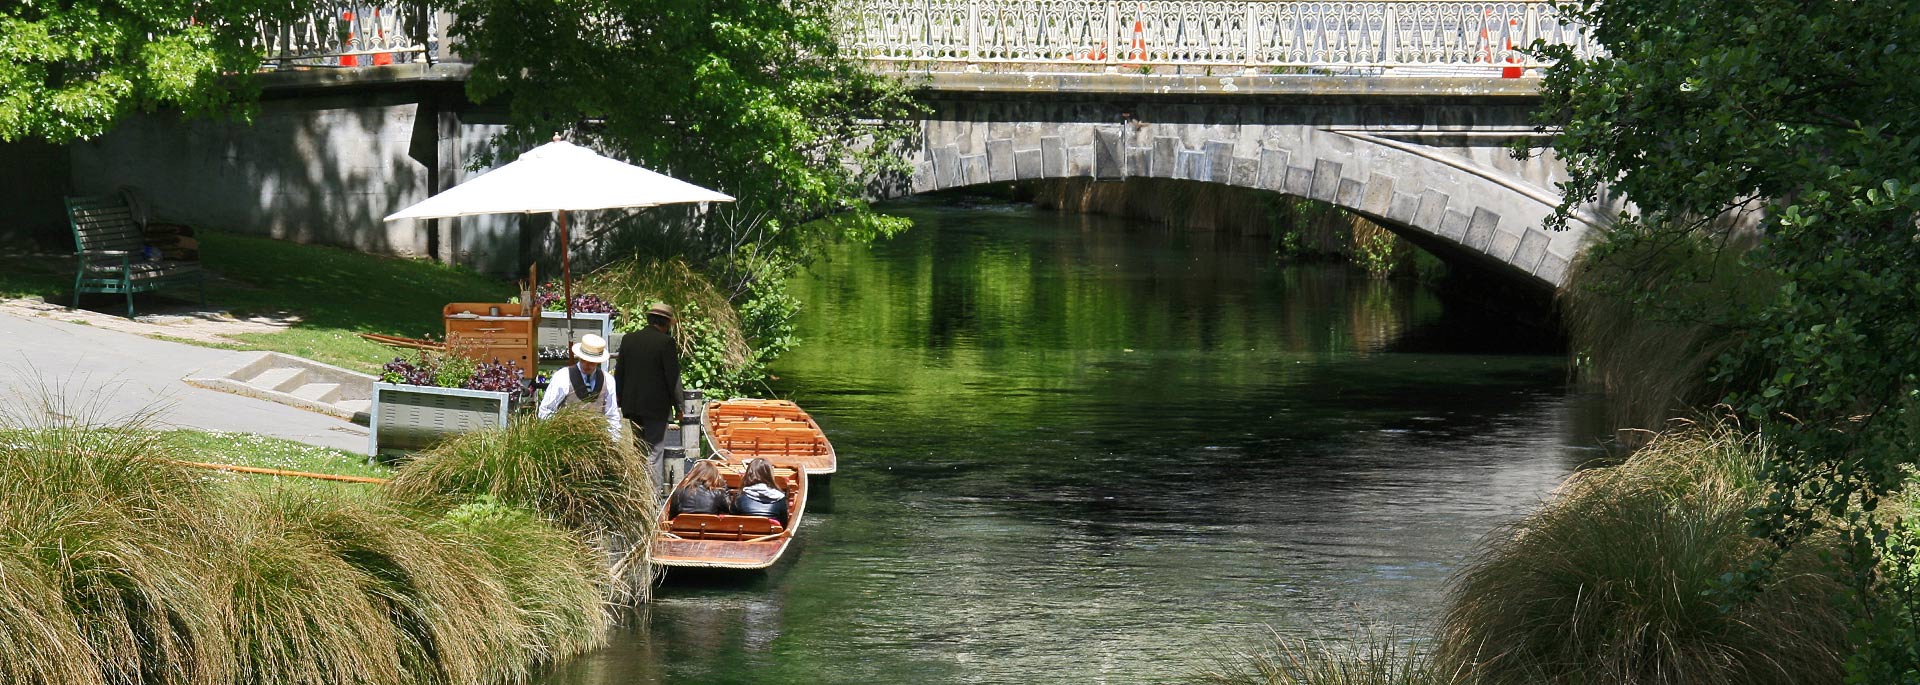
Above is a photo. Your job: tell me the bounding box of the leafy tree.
[1533,0,1920,679]
[440,0,918,244]
[0,0,307,143]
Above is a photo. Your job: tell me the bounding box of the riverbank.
[0,407,652,685]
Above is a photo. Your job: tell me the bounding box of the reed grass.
[387,408,658,542]
[214,489,410,685]
[1435,419,1852,685]
[289,490,527,685]
[1194,634,1460,685]
[583,256,749,365]
[433,498,615,670]
[0,389,633,685]
[0,393,227,685]
[1558,234,1763,432]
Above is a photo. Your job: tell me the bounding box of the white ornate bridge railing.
[836,0,1595,75]
[245,1,1592,77]
[254,3,445,68]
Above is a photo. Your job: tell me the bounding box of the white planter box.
[368,383,511,457]
[537,311,613,349]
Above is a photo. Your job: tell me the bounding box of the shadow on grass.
[5,231,516,371]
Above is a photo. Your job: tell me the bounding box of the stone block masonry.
[900,94,1599,290]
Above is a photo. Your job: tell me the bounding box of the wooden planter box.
[445,302,535,380]
[368,382,511,458]
[537,311,614,349]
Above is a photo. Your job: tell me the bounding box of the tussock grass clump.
[584,256,749,365]
[1436,420,1852,685]
[1195,634,1458,685]
[1559,236,1762,433]
[214,489,410,685]
[0,401,226,685]
[276,490,527,685]
[388,408,658,542]
[434,497,614,669]
[0,395,635,685]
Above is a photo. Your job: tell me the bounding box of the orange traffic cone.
[1502,18,1523,78]
[371,8,394,66]
[339,11,358,66]
[1128,18,1146,62]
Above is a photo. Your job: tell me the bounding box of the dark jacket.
[668,484,731,518]
[615,325,683,420]
[730,483,788,527]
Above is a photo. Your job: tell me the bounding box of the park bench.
[64,195,205,318]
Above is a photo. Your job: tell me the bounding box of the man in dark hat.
[615,302,684,478]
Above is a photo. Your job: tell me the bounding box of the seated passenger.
[668,460,732,518]
[729,458,789,527]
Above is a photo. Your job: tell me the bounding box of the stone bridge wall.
[890,75,1597,288]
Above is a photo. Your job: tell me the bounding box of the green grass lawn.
[4,231,516,372]
[167,429,393,487]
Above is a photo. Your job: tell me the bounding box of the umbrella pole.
[560,209,574,342]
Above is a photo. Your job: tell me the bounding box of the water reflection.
[538,200,1603,685]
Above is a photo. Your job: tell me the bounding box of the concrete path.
[0,312,367,453]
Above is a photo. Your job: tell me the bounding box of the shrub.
[584,255,786,397]
[1195,634,1459,685]
[1436,421,1853,685]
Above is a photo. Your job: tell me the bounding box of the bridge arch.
[885,90,1597,289]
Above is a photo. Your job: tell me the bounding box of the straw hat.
[646,302,675,320]
[571,333,611,364]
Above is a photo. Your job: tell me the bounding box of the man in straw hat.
[537,332,623,441]
[616,302,684,474]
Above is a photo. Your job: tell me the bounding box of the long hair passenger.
[731,458,789,526]
[669,459,732,518]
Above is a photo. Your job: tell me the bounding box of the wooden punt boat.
[652,461,808,569]
[702,398,837,475]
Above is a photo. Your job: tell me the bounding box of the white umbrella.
[385,138,734,338]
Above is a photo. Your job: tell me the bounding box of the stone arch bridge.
[10,0,1604,287]
[887,76,1597,289]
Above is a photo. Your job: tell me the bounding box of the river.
[538,199,1606,684]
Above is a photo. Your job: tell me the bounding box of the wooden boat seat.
[717,469,800,492]
[667,514,784,540]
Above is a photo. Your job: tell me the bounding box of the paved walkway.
[0,311,367,453]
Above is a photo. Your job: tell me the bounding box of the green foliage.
[1534,0,1920,675]
[438,0,920,237]
[1351,224,1398,278]
[0,1,304,142]
[1436,421,1854,685]
[1852,515,1920,684]
[586,253,799,398]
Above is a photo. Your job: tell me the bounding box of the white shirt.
[537,363,623,441]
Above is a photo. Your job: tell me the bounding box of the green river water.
[538,199,1607,684]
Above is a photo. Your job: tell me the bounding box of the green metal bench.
[64,195,205,318]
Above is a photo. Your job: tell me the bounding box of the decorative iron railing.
[245,1,1592,75]
[253,3,442,68]
[838,0,1595,74]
